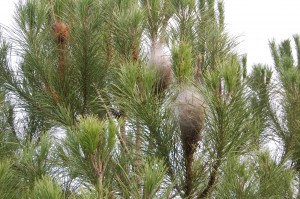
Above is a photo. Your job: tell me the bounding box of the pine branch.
[94,85,129,153]
[184,144,195,197]
[198,158,221,199]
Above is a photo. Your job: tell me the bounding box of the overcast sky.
[225,0,300,68]
[0,0,300,67]
[0,1,15,26]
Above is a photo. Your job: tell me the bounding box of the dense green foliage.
[0,0,299,198]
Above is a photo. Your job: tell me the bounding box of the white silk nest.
[149,44,173,93]
[174,87,205,144]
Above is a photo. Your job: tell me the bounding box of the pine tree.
[0,0,297,198]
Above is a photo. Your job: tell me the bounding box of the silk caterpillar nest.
[175,87,205,145]
[53,21,69,44]
[149,44,173,94]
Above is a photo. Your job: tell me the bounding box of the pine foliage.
[0,0,299,198]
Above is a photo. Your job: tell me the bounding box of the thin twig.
[93,84,129,153]
[49,0,57,23]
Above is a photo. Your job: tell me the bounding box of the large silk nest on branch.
[149,44,173,93]
[174,87,205,145]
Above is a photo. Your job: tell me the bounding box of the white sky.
[0,0,300,67]
[0,1,15,27]
[225,0,300,67]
